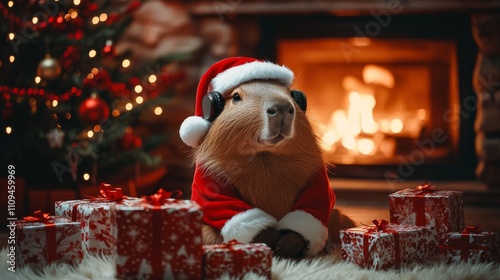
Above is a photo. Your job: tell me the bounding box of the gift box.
[114,189,203,280]
[340,219,438,270]
[389,183,464,235]
[55,183,141,256]
[439,226,500,264]
[15,210,83,269]
[203,241,272,280]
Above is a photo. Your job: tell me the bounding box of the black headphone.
[202,89,307,122]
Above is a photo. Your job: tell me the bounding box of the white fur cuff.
[277,210,328,257]
[221,208,278,243]
[179,116,211,147]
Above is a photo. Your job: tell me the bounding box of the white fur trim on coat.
[221,208,278,243]
[179,116,211,147]
[210,61,294,95]
[277,210,328,257]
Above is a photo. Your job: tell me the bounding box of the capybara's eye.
[232,93,241,103]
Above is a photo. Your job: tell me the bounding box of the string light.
[70,11,78,19]
[112,109,120,117]
[74,0,81,5]
[154,107,162,115]
[9,56,15,62]
[65,112,72,119]
[134,85,143,93]
[135,96,143,104]
[93,124,101,132]
[91,16,99,25]
[87,73,94,79]
[87,130,94,138]
[35,76,41,84]
[99,13,108,22]
[52,100,58,107]
[8,33,14,40]
[148,75,157,84]
[91,68,99,75]
[5,126,12,134]
[7,1,13,7]
[83,173,90,181]
[122,59,131,68]
[88,50,96,58]
[125,103,133,111]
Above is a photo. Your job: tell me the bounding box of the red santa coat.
[191,166,336,256]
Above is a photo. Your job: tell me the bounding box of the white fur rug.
[1,247,499,280]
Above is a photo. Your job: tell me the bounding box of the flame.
[362,64,395,88]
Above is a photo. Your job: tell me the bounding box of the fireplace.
[255,14,478,180]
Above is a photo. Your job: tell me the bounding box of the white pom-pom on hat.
[179,57,294,147]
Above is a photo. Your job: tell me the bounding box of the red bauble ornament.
[79,93,110,125]
[118,127,142,150]
[101,40,115,57]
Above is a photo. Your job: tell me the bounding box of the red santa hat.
[179,57,294,147]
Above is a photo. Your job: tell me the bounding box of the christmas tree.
[0,0,189,189]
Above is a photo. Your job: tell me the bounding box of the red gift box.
[439,226,500,264]
[203,241,272,280]
[389,183,464,235]
[114,189,203,280]
[340,219,438,270]
[15,210,83,269]
[55,183,141,256]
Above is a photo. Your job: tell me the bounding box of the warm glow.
[9,56,15,63]
[92,16,100,25]
[65,112,71,119]
[135,96,144,104]
[362,64,395,88]
[417,109,427,120]
[134,85,143,93]
[83,173,90,181]
[125,103,133,111]
[360,94,377,134]
[154,106,163,115]
[7,1,13,8]
[148,75,157,84]
[70,11,78,19]
[390,119,403,133]
[52,100,58,107]
[73,0,81,5]
[87,130,94,138]
[99,13,108,22]
[93,125,101,132]
[87,73,94,79]
[5,126,12,134]
[341,136,356,150]
[91,68,99,75]
[35,76,41,84]
[357,138,375,155]
[88,50,96,58]
[122,59,131,68]
[8,33,14,40]
[112,109,120,117]
[321,130,338,152]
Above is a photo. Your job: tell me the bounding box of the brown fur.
[194,80,355,246]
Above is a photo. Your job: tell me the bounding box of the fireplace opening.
[256,14,477,180]
[279,38,458,165]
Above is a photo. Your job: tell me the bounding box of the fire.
[320,64,425,157]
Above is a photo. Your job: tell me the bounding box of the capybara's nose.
[266,101,295,137]
[266,102,294,118]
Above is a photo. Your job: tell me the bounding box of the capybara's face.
[202,80,300,155]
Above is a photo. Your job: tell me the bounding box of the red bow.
[463,226,482,234]
[416,182,435,193]
[98,183,125,201]
[370,219,389,231]
[143,188,183,205]
[23,210,51,222]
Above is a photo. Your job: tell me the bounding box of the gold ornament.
[37,55,61,80]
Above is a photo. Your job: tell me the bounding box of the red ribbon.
[23,210,57,264]
[142,188,183,206]
[439,226,489,262]
[84,183,126,202]
[412,182,435,226]
[362,219,400,269]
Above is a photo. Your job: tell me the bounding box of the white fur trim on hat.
[179,116,211,147]
[221,208,278,243]
[210,61,294,96]
[277,210,328,257]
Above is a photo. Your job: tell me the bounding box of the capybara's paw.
[274,231,307,258]
[252,227,282,250]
